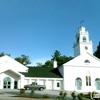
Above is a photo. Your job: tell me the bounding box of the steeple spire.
[73,26,93,57]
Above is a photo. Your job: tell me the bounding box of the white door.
[31,79,37,83]
[39,80,45,85]
[24,79,29,85]
[3,77,11,89]
[95,78,100,90]
[46,81,53,90]
[55,81,61,90]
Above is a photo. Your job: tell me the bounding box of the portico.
[0,69,24,89]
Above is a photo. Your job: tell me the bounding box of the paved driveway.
[0,89,59,98]
[0,89,74,99]
[0,89,90,100]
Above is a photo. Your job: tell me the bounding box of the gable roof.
[0,55,28,72]
[63,52,100,67]
[20,67,63,78]
[1,69,24,77]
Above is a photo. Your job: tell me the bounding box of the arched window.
[86,72,91,86]
[83,36,86,42]
[3,77,11,81]
[95,78,100,90]
[3,77,11,89]
[75,77,82,90]
[84,60,90,63]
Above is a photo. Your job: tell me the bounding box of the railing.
[73,41,92,47]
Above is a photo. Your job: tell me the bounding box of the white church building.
[0,26,100,92]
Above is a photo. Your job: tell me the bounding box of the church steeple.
[73,26,93,57]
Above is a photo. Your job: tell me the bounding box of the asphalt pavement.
[0,89,90,100]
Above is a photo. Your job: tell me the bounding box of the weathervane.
[80,20,84,26]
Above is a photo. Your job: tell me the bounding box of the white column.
[45,79,47,85]
[11,79,14,89]
[53,80,56,90]
[45,79,47,89]
[36,79,39,84]
[29,79,32,84]
[94,80,96,91]
[61,80,63,90]
[82,80,84,91]
[20,77,24,88]
[0,80,1,89]
[18,80,21,89]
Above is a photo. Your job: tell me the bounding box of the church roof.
[63,52,100,67]
[20,67,63,78]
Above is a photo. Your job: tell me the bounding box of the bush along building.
[1,26,100,92]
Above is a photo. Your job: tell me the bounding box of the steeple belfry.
[73,26,93,57]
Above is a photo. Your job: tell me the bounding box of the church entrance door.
[3,77,11,89]
[95,78,100,90]
[76,77,82,90]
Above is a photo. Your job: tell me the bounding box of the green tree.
[57,55,73,66]
[51,50,61,61]
[51,50,73,66]
[42,50,73,67]
[94,42,100,59]
[15,55,31,66]
[0,52,10,57]
[43,60,53,67]
[36,62,42,67]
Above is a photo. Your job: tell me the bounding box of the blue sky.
[0,0,100,66]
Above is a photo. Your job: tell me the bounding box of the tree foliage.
[51,50,61,61]
[94,42,100,59]
[0,52,10,57]
[15,55,31,66]
[56,55,73,66]
[36,62,43,67]
[51,50,73,66]
[0,50,73,67]
[42,50,73,67]
[42,60,53,67]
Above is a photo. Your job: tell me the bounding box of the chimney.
[53,60,57,68]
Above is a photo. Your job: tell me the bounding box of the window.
[75,77,82,90]
[57,82,60,87]
[75,77,82,86]
[95,78,100,90]
[89,76,91,86]
[84,60,90,63]
[83,36,86,42]
[86,72,91,86]
[86,76,88,86]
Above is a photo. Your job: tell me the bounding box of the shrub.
[30,89,35,97]
[92,91,98,95]
[71,91,77,100]
[77,93,84,100]
[84,94,90,98]
[56,96,60,100]
[56,91,68,100]
[87,92,91,95]
[20,88,25,96]
[91,91,99,98]
[42,94,49,98]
